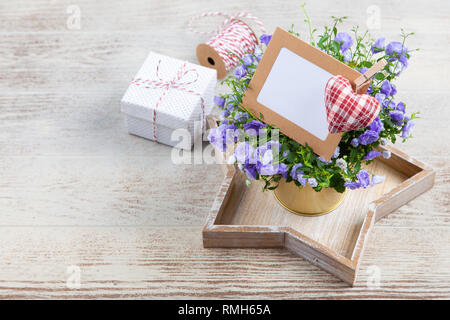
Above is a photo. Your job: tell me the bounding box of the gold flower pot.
[273,179,346,216]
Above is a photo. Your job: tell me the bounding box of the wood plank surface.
[0,0,448,299]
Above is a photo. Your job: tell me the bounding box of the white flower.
[336,158,347,170]
[234,142,256,164]
[382,151,391,159]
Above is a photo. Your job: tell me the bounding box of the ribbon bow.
[132,59,205,142]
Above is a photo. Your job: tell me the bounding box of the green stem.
[300,3,315,45]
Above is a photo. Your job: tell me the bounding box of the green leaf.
[350,148,358,163]
[354,162,361,173]
[330,41,340,54]
[273,176,282,182]
[330,174,346,193]
[287,151,297,163]
[317,35,329,49]
[317,160,324,169]
[374,72,385,81]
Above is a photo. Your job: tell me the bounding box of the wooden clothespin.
[354,59,387,93]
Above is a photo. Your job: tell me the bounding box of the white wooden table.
[0,0,449,299]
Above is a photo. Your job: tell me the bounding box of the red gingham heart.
[325,75,381,133]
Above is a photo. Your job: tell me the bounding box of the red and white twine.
[188,12,266,73]
[132,60,205,141]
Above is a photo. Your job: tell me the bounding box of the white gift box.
[121,51,217,150]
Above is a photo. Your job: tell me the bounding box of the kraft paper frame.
[242,27,370,160]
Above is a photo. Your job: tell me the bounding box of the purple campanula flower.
[255,142,283,177]
[357,169,370,188]
[243,120,267,136]
[375,93,386,104]
[282,150,290,157]
[363,150,381,161]
[381,80,392,96]
[371,175,385,186]
[243,165,257,180]
[390,110,405,123]
[399,54,409,67]
[332,146,340,158]
[307,178,318,188]
[351,138,359,148]
[367,83,373,94]
[221,109,230,118]
[256,155,278,176]
[386,41,404,56]
[382,100,395,110]
[359,67,368,74]
[242,54,253,67]
[214,96,225,108]
[390,84,397,96]
[371,38,385,53]
[208,123,239,152]
[234,111,248,123]
[368,116,384,134]
[254,46,263,61]
[297,175,307,186]
[234,141,256,165]
[290,163,304,180]
[334,32,353,52]
[344,181,360,190]
[343,49,352,62]
[234,64,247,80]
[243,120,266,131]
[226,104,237,114]
[396,102,406,112]
[208,126,225,151]
[259,34,272,46]
[318,157,331,164]
[278,163,288,179]
[358,130,379,145]
[401,121,415,138]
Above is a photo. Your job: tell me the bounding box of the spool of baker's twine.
[188,12,266,79]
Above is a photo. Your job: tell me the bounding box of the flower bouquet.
[208,5,418,197]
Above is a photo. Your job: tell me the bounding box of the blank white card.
[257,47,331,141]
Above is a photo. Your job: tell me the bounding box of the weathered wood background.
[0,0,448,299]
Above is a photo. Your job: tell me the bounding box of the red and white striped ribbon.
[132,60,205,141]
[188,12,266,73]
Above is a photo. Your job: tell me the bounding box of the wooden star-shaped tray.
[203,141,434,285]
